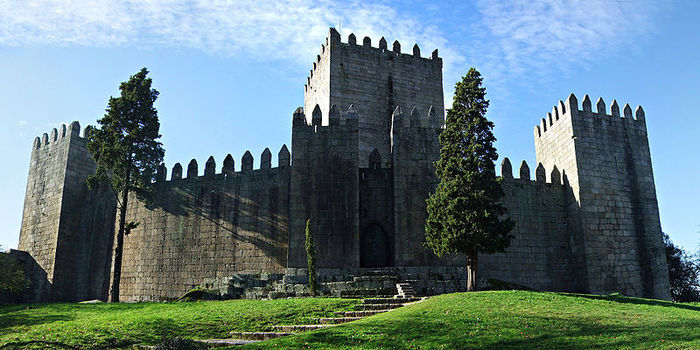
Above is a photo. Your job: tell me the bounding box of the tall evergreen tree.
[425,68,514,292]
[86,68,164,302]
[305,219,318,295]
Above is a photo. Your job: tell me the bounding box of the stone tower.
[534,94,670,299]
[289,28,446,268]
[18,122,115,301]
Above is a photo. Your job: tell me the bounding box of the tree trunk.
[110,169,131,303]
[467,251,478,292]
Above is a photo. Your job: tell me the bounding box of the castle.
[14,28,670,302]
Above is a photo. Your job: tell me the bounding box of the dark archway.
[360,224,389,267]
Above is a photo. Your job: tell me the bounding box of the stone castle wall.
[305,29,443,168]
[535,95,669,299]
[117,149,291,302]
[18,122,114,301]
[15,28,670,302]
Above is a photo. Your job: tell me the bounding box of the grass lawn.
[0,291,698,349]
[0,298,358,349]
[245,291,700,350]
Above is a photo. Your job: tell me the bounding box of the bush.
[664,234,700,302]
[0,250,29,294]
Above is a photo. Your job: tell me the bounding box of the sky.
[0,0,698,253]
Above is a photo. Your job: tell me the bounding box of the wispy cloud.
[0,0,659,96]
[468,0,660,89]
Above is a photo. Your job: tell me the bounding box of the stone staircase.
[221,296,425,345]
[396,282,417,298]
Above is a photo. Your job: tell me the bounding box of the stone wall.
[117,149,291,302]
[288,106,360,268]
[479,159,578,292]
[305,28,443,168]
[535,94,669,299]
[18,122,115,301]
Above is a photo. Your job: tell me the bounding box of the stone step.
[335,310,390,317]
[228,331,293,341]
[272,324,333,333]
[313,317,363,324]
[396,282,417,297]
[196,339,259,347]
[363,297,420,304]
[355,303,404,310]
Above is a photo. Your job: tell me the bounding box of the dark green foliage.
[176,287,221,302]
[86,67,164,203]
[305,219,317,295]
[664,234,700,302]
[424,68,514,289]
[0,251,29,294]
[86,68,164,302]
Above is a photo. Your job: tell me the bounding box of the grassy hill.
[0,291,698,349]
[244,291,700,349]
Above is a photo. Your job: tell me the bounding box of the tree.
[305,219,318,295]
[0,248,29,294]
[86,68,164,302]
[664,234,700,302]
[424,68,514,292]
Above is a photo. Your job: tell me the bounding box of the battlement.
[160,145,291,182]
[499,157,565,186]
[390,105,444,131]
[534,94,647,138]
[31,121,92,151]
[305,28,441,93]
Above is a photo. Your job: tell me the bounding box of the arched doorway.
[360,224,389,267]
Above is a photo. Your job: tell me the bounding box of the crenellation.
[242,151,253,171]
[50,128,58,142]
[536,163,546,182]
[611,99,620,117]
[204,156,216,177]
[582,94,592,114]
[261,148,272,169]
[520,160,531,180]
[379,37,387,50]
[596,97,606,114]
[187,159,198,178]
[59,124,66,138]
[501,157,513,180]
[172,163,182,180]
[41,133,48,145]
[392,40,401,53]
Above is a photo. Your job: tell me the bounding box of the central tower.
[303,28,444,168]
[289,28,446,268]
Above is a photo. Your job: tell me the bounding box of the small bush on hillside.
[0,249,29,294]
[664,234,700,302]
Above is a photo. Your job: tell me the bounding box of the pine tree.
[305,219,317,295]
[425,68,514,292]
[86,68,165,302]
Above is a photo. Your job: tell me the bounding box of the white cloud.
[0,0,659,97]
[469,0,660,88]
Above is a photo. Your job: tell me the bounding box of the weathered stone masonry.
[16,28,670,302]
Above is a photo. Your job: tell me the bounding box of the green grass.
[0,298,358,349]
[244,291,700,350]
[1,292,698,349]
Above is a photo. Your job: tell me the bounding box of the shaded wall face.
[118,168,290,302]
[535,99,670,300]
[289,118,360,269]
[19,126,115,302]
[359,166,393,267]
[569,110,669,299]
[479,178,577,292]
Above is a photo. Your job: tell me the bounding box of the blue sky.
[0,0,697,252]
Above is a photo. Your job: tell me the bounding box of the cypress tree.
[305,219,317,296]
[425,68,514,291]
[86,68,165,302]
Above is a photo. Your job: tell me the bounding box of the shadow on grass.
[560,293,700,312]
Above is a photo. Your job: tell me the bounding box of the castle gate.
[360,224,389,267]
